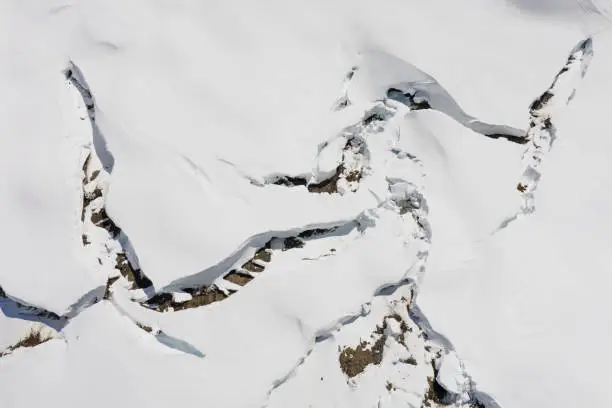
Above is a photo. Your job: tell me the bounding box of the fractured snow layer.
[1,1,612,408]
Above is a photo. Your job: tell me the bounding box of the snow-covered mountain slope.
[2,1,612,407]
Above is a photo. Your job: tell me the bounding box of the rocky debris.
[339,335,386,379]
[114,253,152,290]
[516,37,593,212]
[339,312,412,379]
[282,237,305,251]
[223,271,254,286]
[145,286,229,312]
[307,168,342,194]
[422,362,454,407]
[270,175,308,187]
[136,322,154,333]
[263,102,401,196]
[103,277,120,300]
[142,227,337,312]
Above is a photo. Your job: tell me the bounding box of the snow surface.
[2,0,612,407]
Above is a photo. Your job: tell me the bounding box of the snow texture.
[2,1,612,408]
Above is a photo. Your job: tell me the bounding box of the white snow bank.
[0,302,204,407]
[419,28,612,408]
[0,12,105,313]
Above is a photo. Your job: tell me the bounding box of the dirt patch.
[298,228,334,239]
[339,335,386,378]
[171,286,228,311]
[242,245,272,272]
[90,208,121,237]
[224,271,254,286]
[103,276,120,300]
[83,187,103,208]
[268,166,349,195]
[264,116,373,195]
[115,253,152,290]
[423,376,452,407]
[271,176,309,187]
[380,313,410,344]
[339,310,415,379]
[422,362,454,407]
[146,286,229,312]
[253,248,272,263]
[1,327,52,357]
[242,260,265,273]
[401,356,418,366]
[136,322,153,333]
[283,236,305,251]
[345,170,361,183]
[307,166,342,194]
[80,159,102,220]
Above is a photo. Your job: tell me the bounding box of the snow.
[0,30,104,313]
[2,1,612,407]
[171,292,192,303]
[436,352,464,395]
[0,315,32,353]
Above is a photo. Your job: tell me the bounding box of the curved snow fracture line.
[65,61,115,172]
[496,37,593,232]
[346,50,527,144]
[261,102,451,407]
[408,302,503,408]
[0,285,105,331]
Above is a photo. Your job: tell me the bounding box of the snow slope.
[2,0,612,407]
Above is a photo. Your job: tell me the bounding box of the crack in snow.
[0,284,105,332]
[498,37,593,231]
[144,224,357,312]
[517,37,593,212]
[66,61,155,296]
[261,103,399,195]
[347,50,528,144]
[261,97,444,407]
[260,67,515,407]
[61,62,206,357]
[16,44,583,402]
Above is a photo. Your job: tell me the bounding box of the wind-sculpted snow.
[347,50,528,144]
[3,1,612,408]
